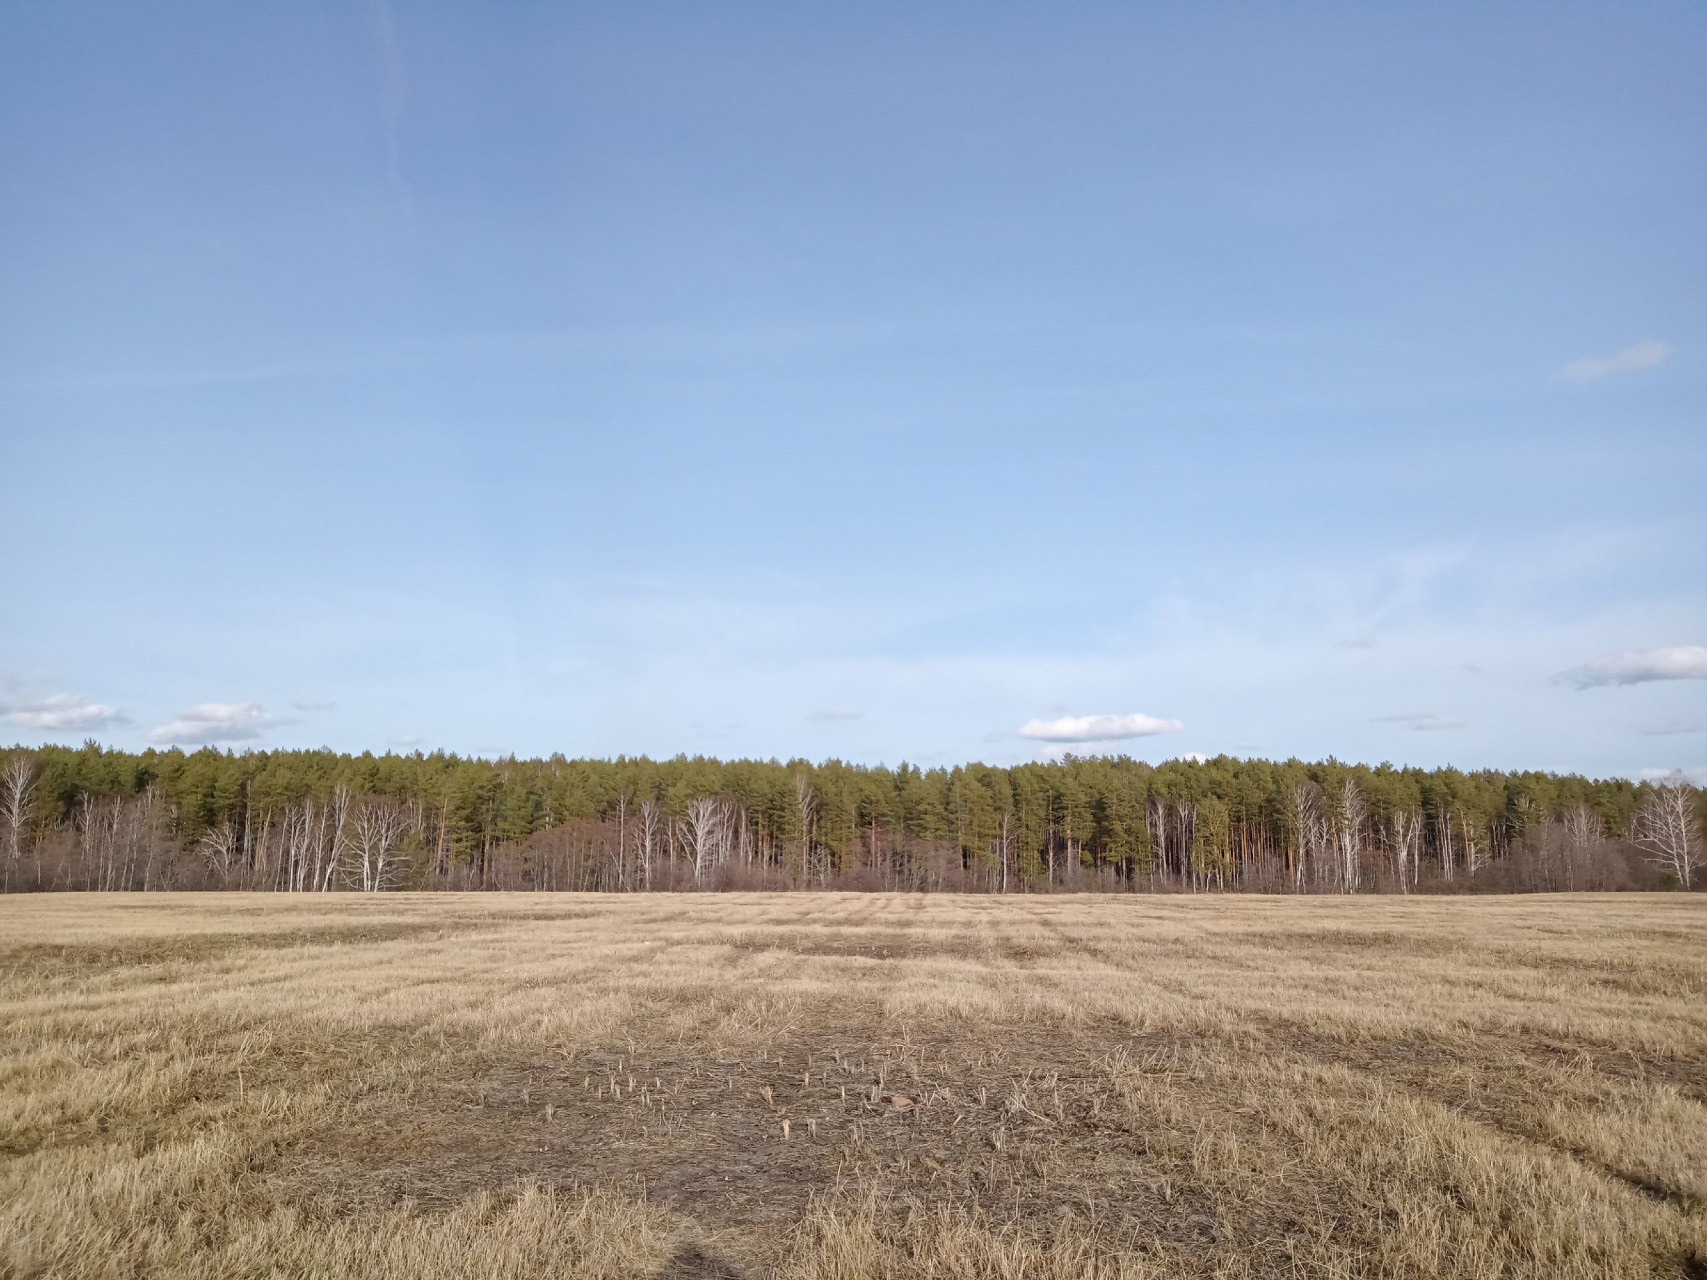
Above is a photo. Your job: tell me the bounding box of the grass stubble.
[1,893,1704,1279]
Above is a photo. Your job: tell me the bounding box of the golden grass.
[2,892,1704,1278]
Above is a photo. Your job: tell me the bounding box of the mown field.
[2,893,1705,1279]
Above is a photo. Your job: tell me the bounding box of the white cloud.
[292,697,337,712]
[1181,752,1210,764]
[2,694,130,732]
[150,702,278,744]
[1017,712,1184,743]
[1557,645,1707,689]
[806,708,862,723]
[1564,340,1673,382]
[1640,766,1707,787]
[1375,713,1465,731]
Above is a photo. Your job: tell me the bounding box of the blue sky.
[2,2,1703,776]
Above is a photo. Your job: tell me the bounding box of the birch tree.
[614,790,630,890]
[684,796,722,883]
[1562,803,1600,851]
[1286,781,1320,891]
[726,800,753,871]
[1632,782,1703,889]
[1337,777,1366,893]
[280,800,314,892]
[639,797,662,888]
[1460,812,1487,879]
[795,774,820,884]
[1433,807,1457,881]
[198,821,241,885]
[1385,809,1421,893]
[2,752,35,889]
[346,796,411,892]
[319,785,352,892]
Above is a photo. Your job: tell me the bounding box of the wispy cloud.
[2,694,130,732]
[806,708,861,723]
[1557,645,1707,689]
[291,697,337,712]
[151,702,279,744]
[1564,340,1673,382]
[367,0,411,208]
[1017,712,1183,743]
[1375,713,1464,731]
[1643,720,1705,737]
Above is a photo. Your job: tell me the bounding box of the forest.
[1,743,1700,895]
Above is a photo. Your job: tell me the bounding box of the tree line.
[1,743,1701,895]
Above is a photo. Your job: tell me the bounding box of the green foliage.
[7,742,1660,869]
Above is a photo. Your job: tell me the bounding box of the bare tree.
[280,800,313,892]
[1562,803,1600,851]
[198,821,241,886]
[1177,800,1199,891]
[683,796,723,883]
[345,797,412,892]
[614,790,631,890]
[639,797,662,889]
[1433,807,1457,881]
[1541,802,1600,893]
[279,796,342,893]
[1385,809,1421,893]
[1337,777,1366,894]
[111,795,151,890]
[1460,812,1487,879]
[1286,781,1320,892]
[199,819,236,882]
[1632,782,1703,889]
[2,752,36,890]
[432,792,453,882]
[794,774,819,885]
[321,784,352,892]
[727,800,753,871]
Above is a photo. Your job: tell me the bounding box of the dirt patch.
[281,1017,1242,1268]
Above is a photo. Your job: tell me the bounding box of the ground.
[2,892,1705,1279]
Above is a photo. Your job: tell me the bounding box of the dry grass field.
[2,893,1705,1279]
